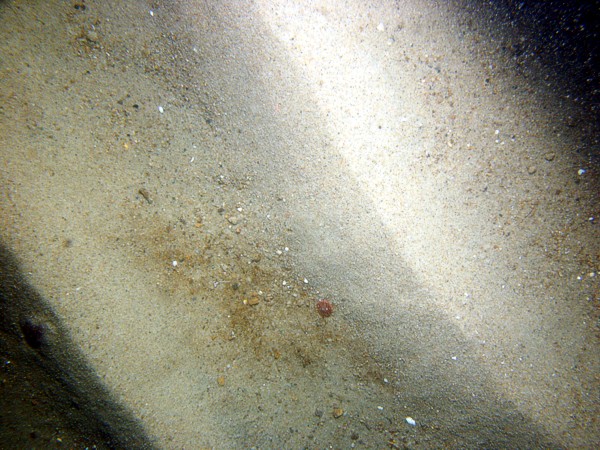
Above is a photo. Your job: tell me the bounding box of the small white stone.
[172,260,177,267]
[377,22,385,31]
[406,417,416,426]
[578,169,586,175]
[158,106,164,113]
[303,278,308,284]
[377,406,384,410]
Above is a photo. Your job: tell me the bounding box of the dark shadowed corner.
[0,242,157,449]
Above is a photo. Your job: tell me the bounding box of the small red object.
[316,299,334,318]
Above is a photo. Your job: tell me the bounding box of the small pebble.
[544,152,555,161]
[246,295,259,306]
[333,408,344,418]
[138,188,152,204]
[406,417,416,426]
[86,30,98,42]
[527,166,537,175]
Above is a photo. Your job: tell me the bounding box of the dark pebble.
[20,319,47,349]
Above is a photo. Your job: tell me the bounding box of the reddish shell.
[316,299,334,318]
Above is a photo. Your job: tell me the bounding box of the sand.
[1,0,598,448]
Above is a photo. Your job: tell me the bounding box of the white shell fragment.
[406,417,416,426]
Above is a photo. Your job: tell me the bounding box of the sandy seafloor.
[1,0,598,448]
